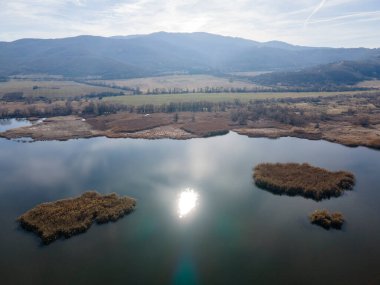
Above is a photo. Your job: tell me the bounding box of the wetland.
[0,129,380,284]
[253,163,355,201]
[18,191,136,244]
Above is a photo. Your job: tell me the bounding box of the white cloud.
[0,0,379,47]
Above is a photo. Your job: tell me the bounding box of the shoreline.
[0,114,379,149]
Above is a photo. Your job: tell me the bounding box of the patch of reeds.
[17,191,136,244]
[253,163,355,201]
[309,209,344,229]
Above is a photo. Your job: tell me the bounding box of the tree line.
[1,91,379,130]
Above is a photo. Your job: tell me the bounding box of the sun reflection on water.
[178,188,199,218]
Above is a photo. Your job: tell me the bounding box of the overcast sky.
[0,0,379,47]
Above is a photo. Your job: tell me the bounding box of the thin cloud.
[304,0,327,27]
[308,10,380,24]
[0,0,379,48]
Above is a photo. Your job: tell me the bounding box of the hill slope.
[0,32,379,78]
[252,58,380,87]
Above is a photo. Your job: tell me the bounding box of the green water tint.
[173,255,199,285]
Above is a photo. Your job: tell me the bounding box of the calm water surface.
[0,118,31,132]
[0,129,380,285]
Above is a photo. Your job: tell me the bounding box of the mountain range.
[0,32,379,79]
[252,58,380,87]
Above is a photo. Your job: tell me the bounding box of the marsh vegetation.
[309,209,345,229]
[1,76,380,149]
[18,191,136,244]
[253,163,355,201]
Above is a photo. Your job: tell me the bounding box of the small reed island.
[17,191,136,244]
[253,163,355,201]
[309,209,345,230]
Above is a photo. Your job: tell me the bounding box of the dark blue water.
[0,131,379,285]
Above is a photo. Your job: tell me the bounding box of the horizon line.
[0,31,377,49]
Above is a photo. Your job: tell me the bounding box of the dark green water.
[1,131,380,285]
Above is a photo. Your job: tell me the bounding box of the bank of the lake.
[1,113,380,150]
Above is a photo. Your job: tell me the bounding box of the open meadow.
[357,80,380,89]
[89,74,263,93]
[0,80,125,99]
[103,90,376,106]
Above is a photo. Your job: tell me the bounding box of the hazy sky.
[0,0,379,47]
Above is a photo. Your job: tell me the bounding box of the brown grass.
[180,113,231,137]
[356,80,380,89]
[253,163,355,201]
[104,90,369,105]
[0,80,124,99]
[90,74,261,93]
[2,92,380,149]
[309,209,344,229]
[17,191,136,244]
[86,113,172,133]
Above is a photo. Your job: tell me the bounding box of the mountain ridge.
[0,32,379,79]
[252,58,380,87]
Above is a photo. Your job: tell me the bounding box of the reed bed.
[309,209,344,229]
[17,191,136,244]
[253,163,355,201]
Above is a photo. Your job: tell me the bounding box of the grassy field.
[228,71,270,77]
[357,80,380,89]
[89,74,261,92]
[0,80,124,99]
[104,90,373,106]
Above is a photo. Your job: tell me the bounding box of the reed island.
[17,191,136,244]
[309,209,345,229]
[253,163,355,201]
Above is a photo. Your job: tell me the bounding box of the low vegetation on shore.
[1,81,380,149]
[253,163,355,201]
[309,209,345,229]
[17,191,136,244]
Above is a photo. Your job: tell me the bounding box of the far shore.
[1,91,380,149]
[0,112,379,150]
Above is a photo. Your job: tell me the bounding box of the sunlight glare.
[178,188,199,218]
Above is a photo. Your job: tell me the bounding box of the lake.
[0,129,380,285]
[0,118,31,132]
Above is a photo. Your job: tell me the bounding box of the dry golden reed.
[309,209,344,229]
[253,163,355,201]
[18,191,136,244]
